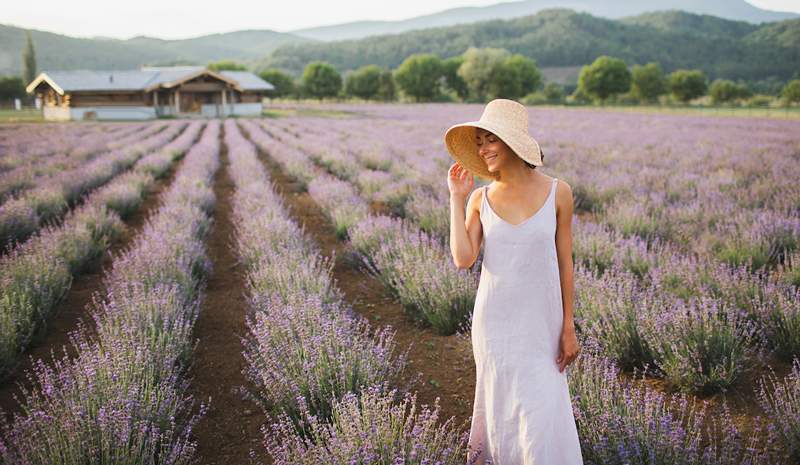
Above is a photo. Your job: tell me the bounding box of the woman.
[445,99,583,465]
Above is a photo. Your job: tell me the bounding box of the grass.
[262,106,358,119]
[0,109,44,123]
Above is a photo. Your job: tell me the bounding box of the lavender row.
[0,121,185,249]
[0,121,220,464]
[240,119,478,336]
[0,122,161,204]
[228,120,476,463]
[0,121,203,378]
[0,122,134,170]
[227,119,407,422]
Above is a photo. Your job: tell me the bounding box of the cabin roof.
[26,66,274,94]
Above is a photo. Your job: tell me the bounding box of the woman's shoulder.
[466,184,487,211]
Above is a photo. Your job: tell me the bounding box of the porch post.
[221,88,227,117]
[175,90,180,114]
[153,92,159,116]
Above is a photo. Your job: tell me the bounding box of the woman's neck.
[494,164,538,190]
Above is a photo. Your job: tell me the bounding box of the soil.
[187,126,269,465]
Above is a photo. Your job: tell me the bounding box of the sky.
[2,0,799,40]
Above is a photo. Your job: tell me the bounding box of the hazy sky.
[3,0,799,40]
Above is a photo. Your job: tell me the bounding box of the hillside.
[0,24,312,76]
[288,0,798,41]
[260,9,800,84]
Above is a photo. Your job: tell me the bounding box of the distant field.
[0,103,798,463]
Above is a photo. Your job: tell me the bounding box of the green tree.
[457,47,510,102]
[543,82,565,103]
[258,68,295,99]
[0,76,26,102]
[667,69,707,103]
[345,64,383,100]
[709,79,750,104]
[630,62,666,103]
[22,31,36,86]
[302,61,342,100]
[376,69,396,101]
[442,56,468,101]
[393,53,443,102]
[489,54,543,100]
[577,55,631,103]
[207,60,247,71]
[780,79,800,106]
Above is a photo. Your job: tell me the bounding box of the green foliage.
[630,62,667,103]
[344,64,384,100]
[302,61,342,100]
[393,54,443,102]
[543,82,565,102]
[745,94,773,107]
[489,54,543,100]
[258,68,296,98]
[781,79,800,105]
[207,60,247,71]
[376,69,396,101]
[522,82,564,105]
[668,69,708,103]
[21,31,36,86]
[578,55,632,103]
[457,47,509,102]
[0,76,26,101]
[441,56,468,100]
[709,79,751,104]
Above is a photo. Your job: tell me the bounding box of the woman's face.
[475,128,516,174]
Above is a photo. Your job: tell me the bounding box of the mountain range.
[0,0,797,87]
[289,0,798,41]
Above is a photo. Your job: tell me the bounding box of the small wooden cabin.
[26,66,274,120]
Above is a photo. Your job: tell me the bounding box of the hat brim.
[444,120,542,181]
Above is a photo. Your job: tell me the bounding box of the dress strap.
[550,178,558,214]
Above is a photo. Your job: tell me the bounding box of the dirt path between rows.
[0,159,180,420]
[250,137,476,434]
[188,125,268,465]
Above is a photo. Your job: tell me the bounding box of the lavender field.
[0,103,798,464]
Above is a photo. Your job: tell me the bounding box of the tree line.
[240,48,800,107]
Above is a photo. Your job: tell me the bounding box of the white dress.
[467,177,583,465]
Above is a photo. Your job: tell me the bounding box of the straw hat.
[444,98,543,180]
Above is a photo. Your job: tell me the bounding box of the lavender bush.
[569,339,771,464]
[262,386,477,465]
[757,357,800,463]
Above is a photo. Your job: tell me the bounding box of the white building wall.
[71,107,156,120]
[43,106,71,121]
[201,102,262,117]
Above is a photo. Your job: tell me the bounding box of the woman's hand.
[556,324,580,373]
[447,162,474,200]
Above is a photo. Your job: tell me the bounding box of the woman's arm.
[554,179,580,372]
[448,162,483,269]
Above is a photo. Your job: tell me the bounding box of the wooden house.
[26,66,274,120]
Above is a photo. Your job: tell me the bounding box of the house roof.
[26,66,274,94]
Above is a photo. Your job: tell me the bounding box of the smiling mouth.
[484,154,497,162]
